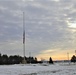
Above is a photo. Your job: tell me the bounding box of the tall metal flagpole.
[23,12,26,64]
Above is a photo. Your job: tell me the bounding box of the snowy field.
[0,63,76,75]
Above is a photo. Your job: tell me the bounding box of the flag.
[23,30,25,44]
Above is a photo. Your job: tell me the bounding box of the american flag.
[23,30,25,44]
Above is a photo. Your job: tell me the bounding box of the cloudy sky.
[0,0,76,60]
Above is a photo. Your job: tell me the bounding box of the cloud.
[0,0,76,60]
[25,0,76,58]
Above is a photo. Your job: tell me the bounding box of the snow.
[0,63,76,75]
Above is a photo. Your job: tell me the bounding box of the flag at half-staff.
[23,30,25,44]
[23,12,25,44]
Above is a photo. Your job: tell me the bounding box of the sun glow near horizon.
[36,49,74,61]
[36,54,73,61]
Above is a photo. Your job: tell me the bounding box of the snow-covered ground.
[0,63,76,75]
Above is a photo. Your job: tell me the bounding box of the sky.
[0,0,76,61]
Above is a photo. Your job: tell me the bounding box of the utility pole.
[67,52,70,64]
[75,50,76,56]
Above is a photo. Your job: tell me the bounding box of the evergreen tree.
[71,55,76,63]
[2,54,8,64]
[34,57,37,63]
[49,57,53,64]
[0,53,2,64]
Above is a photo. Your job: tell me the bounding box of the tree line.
[0,53,53,65]
[0,53,76,65]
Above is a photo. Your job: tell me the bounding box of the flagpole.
[23,12,26,64]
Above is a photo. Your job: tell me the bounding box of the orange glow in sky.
[36,49,75,61]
